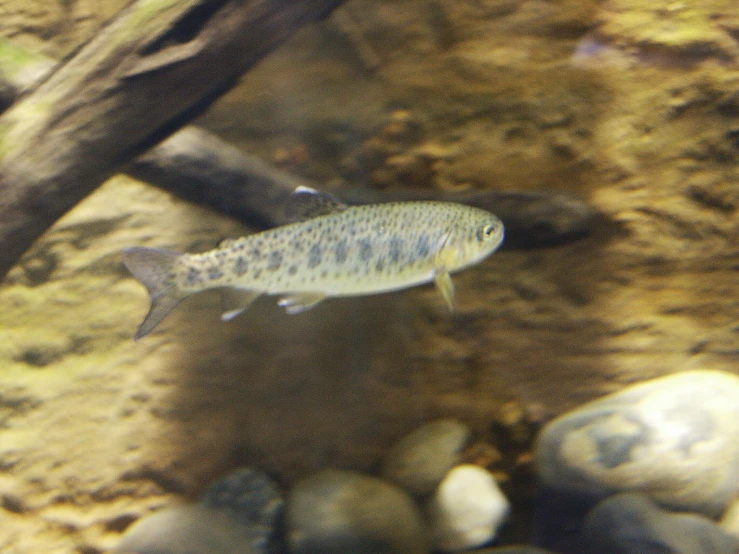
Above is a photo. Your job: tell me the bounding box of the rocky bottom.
[111,370,739,554]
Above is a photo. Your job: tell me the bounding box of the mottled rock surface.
[535,370,739,516]
[1,0,739,552]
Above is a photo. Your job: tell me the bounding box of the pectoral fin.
[433,269,455,312]
[278,292,328,314]
[221,289,261,321]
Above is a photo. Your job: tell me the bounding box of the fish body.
[123,189,504,339]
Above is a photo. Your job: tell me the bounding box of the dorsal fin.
[284,186,348,221]
[217,237,238,249]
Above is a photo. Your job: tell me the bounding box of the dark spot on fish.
[375,258,385,272]
[335,240,348,264]
[288,264,298,276]
[416,234,430,258]
[389,237,404,264]
[208,266,224,279]
[250,248,261,258]
[320,269,328,278]
[185,267,201,285]
[253,269,262,279]
[358,239,373,261]
[308,244,322,269]
[233,257,248,276]
[267,251,282,271]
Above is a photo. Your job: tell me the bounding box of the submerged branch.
[128,128,598,248]
[0,0,344,280]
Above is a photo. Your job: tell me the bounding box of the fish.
[122,186,504,339]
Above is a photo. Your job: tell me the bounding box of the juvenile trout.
[123,187,504,339]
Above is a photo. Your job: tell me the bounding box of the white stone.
[427,464,509,552]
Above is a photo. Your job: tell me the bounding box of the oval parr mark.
[335,239,348,264]
[308,244,322,269]
[358,239,373,262]
[267,251,283,271]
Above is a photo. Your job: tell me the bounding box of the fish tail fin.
[122,247,186,340]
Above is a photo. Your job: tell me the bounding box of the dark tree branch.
[0,0,344,279]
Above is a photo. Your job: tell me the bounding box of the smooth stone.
[286,468,428,554]
[115,467,282,554]
[382,419,471,497]
[427,464,509,552]
[581,493,739,554]
[535,370,739,515]
[113,504,259,554]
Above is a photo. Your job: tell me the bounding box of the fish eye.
[477,222,496,241]
[476,222,497,242]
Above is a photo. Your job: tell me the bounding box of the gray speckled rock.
[382,419,471,497]
[582,493,739,554]
[287,468,428,554]
[114,467,282,554]
[200,467,283,552]
[427,464,509,552]
[535,370,739,516]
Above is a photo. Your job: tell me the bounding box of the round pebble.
[286,468,428,554]
[427,464,509,552]
[535,370,739,515]
[582,492,739,554]
[113,504,258,554]
[114,467,282,554]
[382,419,471,497]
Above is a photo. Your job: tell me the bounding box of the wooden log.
[128,128,598,248]
[0,0,344,280]
[0,32,597,272]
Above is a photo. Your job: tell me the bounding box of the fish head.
[438,209,505,271]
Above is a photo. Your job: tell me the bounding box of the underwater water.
[0,0,738,553]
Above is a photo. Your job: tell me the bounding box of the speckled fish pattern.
[123,198,504,339]
[175,202,501,296]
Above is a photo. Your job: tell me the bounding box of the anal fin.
[221,289,261,321]
[278,292,328,314]
[433,269,455,312]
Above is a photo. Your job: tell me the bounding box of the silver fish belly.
[123,190,504,339]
